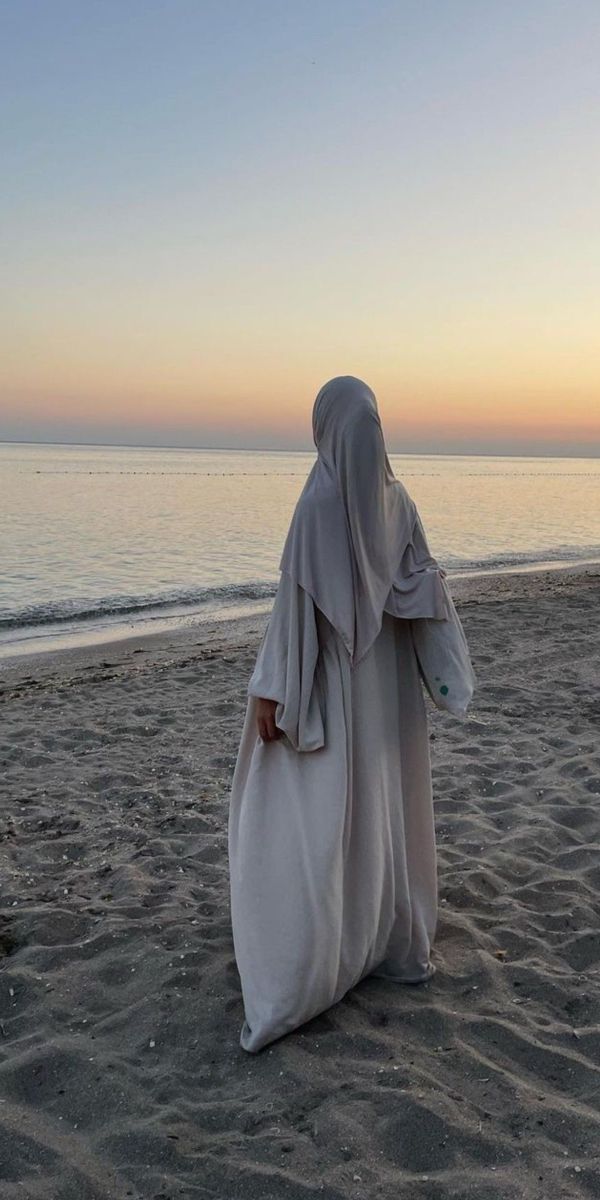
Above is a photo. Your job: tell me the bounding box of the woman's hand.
[256,697,283,742]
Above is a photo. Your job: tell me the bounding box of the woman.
[228,376,476,1053]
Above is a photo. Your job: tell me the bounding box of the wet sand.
[1,564,599,1199]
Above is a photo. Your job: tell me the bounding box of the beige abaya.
[228,377,476,1053]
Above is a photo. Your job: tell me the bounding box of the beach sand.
[1,564,599,1200]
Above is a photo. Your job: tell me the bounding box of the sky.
[1,0,599,455]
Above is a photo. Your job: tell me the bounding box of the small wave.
[1,546,598,637]
[443,544,600,574]
[0,581,278,633]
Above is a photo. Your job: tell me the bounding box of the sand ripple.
[1,568,599,1198]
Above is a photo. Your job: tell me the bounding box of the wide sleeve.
[386,504,476,718]
[385,507,450,621]
[247,569,325,752]
[410,583,477,719]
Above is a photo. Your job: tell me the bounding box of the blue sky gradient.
[1,1,599,452]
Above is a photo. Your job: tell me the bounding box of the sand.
[1,564,599,1200]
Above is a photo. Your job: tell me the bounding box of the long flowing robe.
[228,376,476,1053]
[228,571,449,1053]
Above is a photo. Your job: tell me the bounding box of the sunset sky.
[1,0,599,454]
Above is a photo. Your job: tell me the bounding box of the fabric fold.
[248,569,325,752]
[384,511,451,621]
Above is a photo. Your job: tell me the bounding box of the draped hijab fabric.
[279,376,449,666]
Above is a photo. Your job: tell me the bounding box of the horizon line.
[1,436,599,460]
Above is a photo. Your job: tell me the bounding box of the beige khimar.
[279,375,450,666]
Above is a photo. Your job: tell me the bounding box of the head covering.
[279,376,450,666]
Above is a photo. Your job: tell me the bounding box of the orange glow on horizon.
[2,309,599,452]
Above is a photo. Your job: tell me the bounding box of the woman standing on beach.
[228,376,476,1052]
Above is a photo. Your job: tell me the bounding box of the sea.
[1,441,599,658]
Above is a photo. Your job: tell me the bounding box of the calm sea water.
[1,442,599,655]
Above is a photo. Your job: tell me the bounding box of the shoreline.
[2,555,599,669]
[1,558,599,690]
